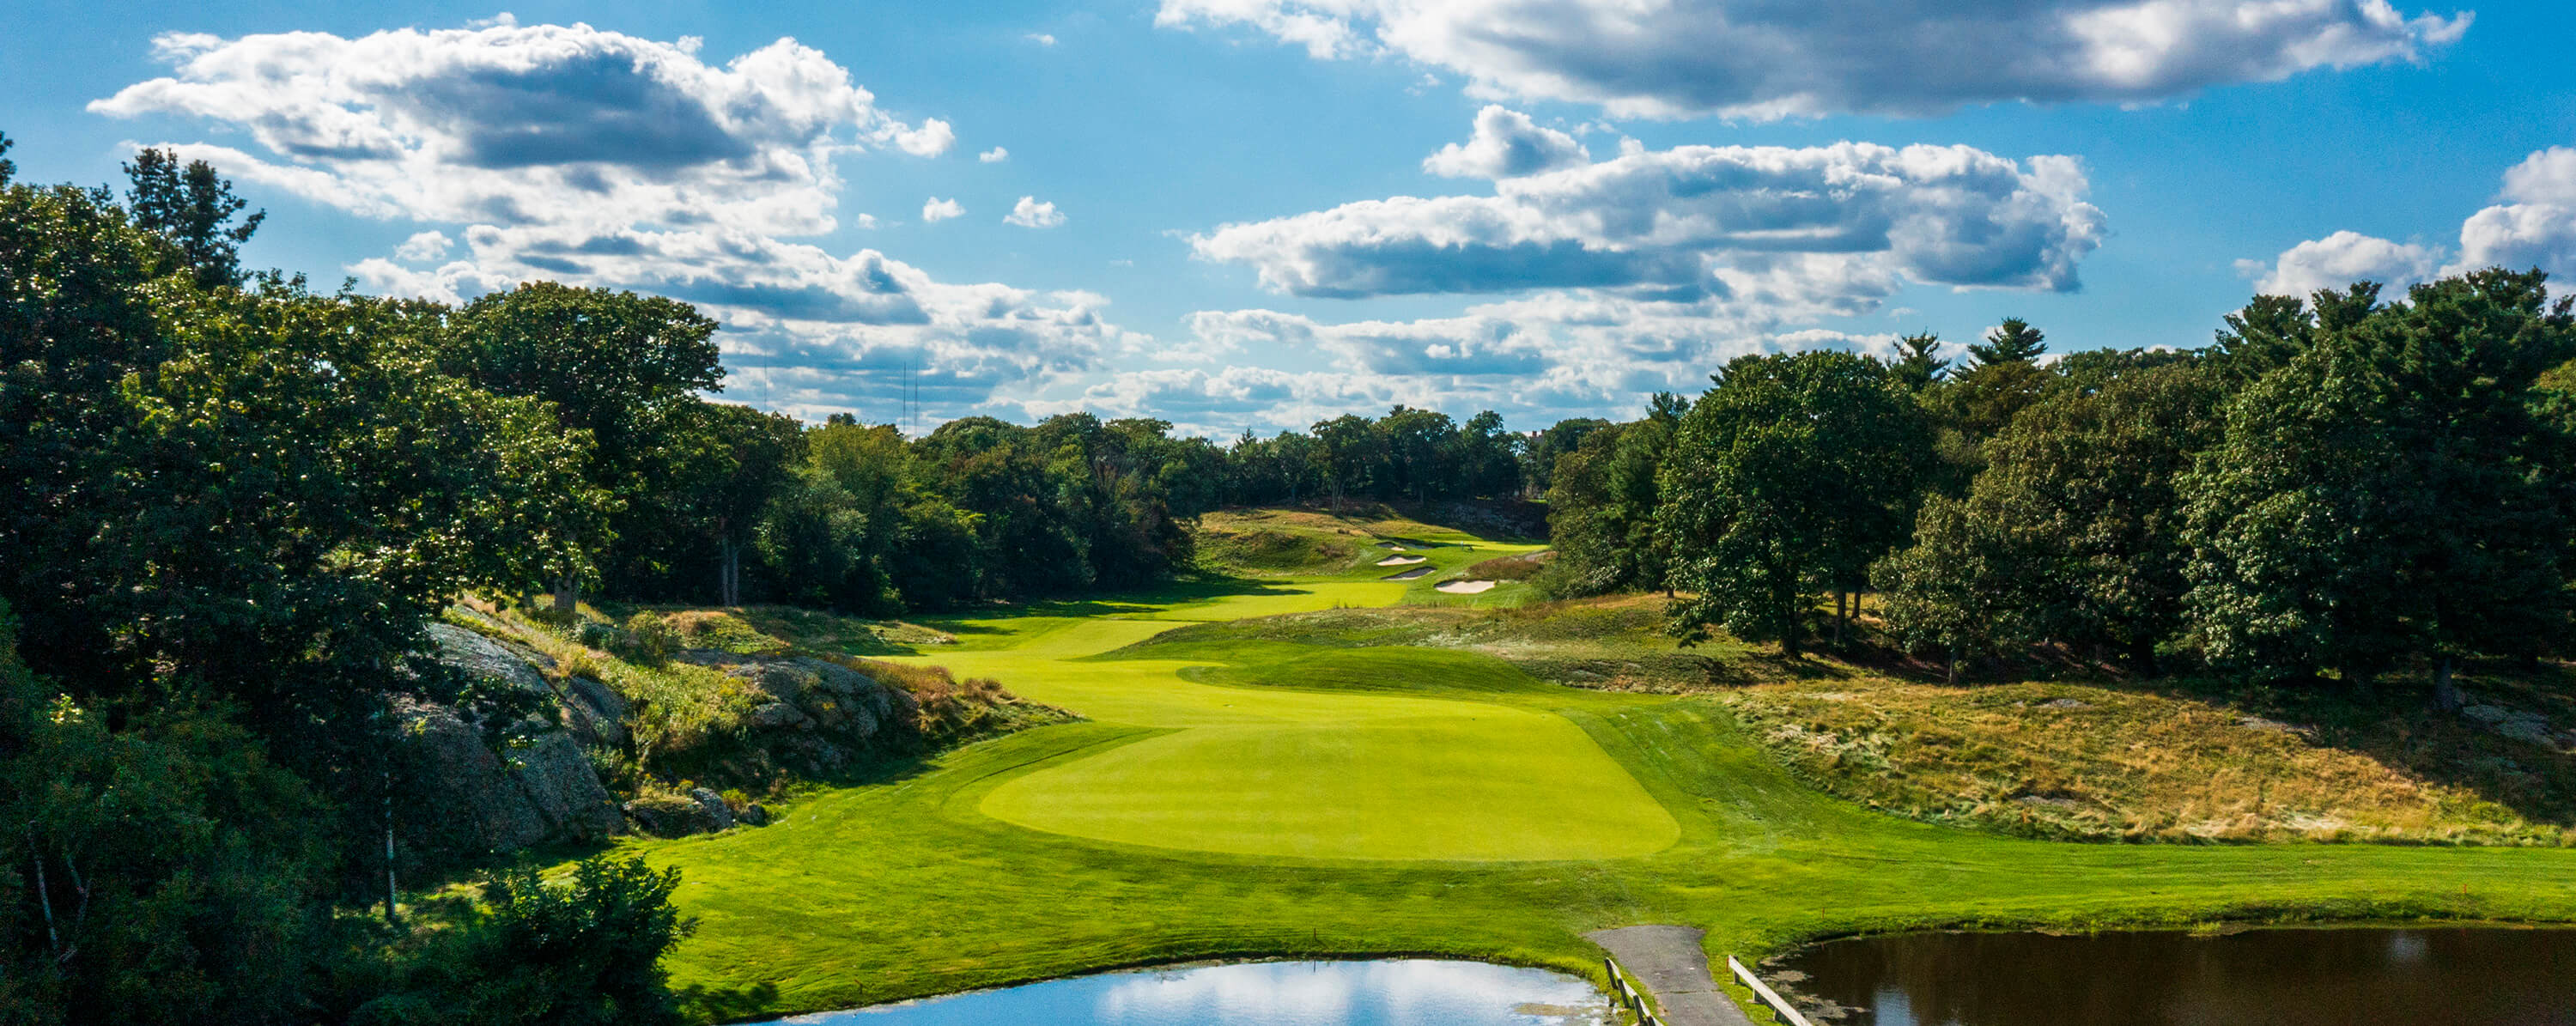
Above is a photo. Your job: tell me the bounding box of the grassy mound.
[1725,671,2576,846]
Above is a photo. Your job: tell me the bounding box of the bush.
[351,854,695,1026]
[623,614,679,665]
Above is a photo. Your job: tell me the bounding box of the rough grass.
[448,598,1045,792]
[1462,551,1551,581]
[1724,671,2576,847]
[582,514,2576,1025]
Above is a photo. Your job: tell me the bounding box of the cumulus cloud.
[1004,195,1066,228]
[887,118,956,157]
[922,197,965,222]
[91,21,956,234]
[979,146,1010,163]
[1192,119,2106,303]
[1421,106,1588,179]
[95,20,1127,423]
[393,229,453,262]
[2233,230,2441,296]
[1155,0,2470,118]
[2239,144,2576,300]
[1026,33,1058,46]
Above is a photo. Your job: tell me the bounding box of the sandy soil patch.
[1376,555,1427,566]
[1437,580,1498,594]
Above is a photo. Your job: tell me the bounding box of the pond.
[769,959,1611,1026]
[1771,926,2576,1025]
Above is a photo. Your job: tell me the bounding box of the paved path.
[1586,925,1757,1026]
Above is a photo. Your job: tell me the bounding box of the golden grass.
[1723,676,2571,845]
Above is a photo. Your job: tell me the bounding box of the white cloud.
[922,197,965,222]
[1421,106,1588,179]
[95,20,1128,423]
[1129,286,1933,433]
[2234,230,2441,297]
[2240,143,2576,300]
[90,22,956,235]
[1025,33,1059,46]
[1004,195,1066,228]
[1192,118,2106,303]
[1156,0,2470,119]
[888,118,955,157]
[979,146,1010,163]
[393,229,452,262]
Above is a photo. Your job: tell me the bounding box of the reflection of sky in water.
[779,959,1606,1026]
[2387,932,2427,964]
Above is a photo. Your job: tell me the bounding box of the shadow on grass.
[677,980,783,1023]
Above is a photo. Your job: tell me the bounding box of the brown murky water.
[1771,926,2576,1025]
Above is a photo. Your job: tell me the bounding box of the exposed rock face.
[622,791,730,838]
[558,672,629,747]
[673,651,921,780]
[399,624,623,860]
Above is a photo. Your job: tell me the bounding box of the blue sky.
[6,0,2572,435]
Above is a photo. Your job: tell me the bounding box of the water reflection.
[779,959,1609,1026]
[1774,926,2576,1026]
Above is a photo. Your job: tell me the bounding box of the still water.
[772,959,1609,1026]
[1773,926,2576,1025]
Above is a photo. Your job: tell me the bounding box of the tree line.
[1544,286,2576,710]
[0,137,1548,1023]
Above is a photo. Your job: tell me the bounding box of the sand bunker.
[1382,567,1435,580]
[1436,580,1498,594]
[1376,555,1427,566]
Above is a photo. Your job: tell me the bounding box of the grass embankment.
[611,518,2576,1024]
[1724,670,2576,845]
[447,599,1063,799]
[1193,504,1547,608]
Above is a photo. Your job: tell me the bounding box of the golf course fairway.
[630,523,2576,1023]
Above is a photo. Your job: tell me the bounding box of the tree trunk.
[383,768,399,926]
[1833,591,1849,647]
[28,825,58,959]
[2128,634,2158,677]
[718,534,741,607]
[551,574,578,616]
[2433,653,2464,713]
[1945,643,1960,686]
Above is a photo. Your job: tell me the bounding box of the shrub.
[623,614,679,665]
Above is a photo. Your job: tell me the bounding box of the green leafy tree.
[2182,270,2576,705]
[1878,364,2226,672]
[0,600,330,1026]
[1543,393,1684,597]
[1521,417,1613,497]
[1659,352,1931,656]
[121,147,265,289]
[446,283,723,612]
[1872,495,2024,683]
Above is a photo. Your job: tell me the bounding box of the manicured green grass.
[622,519,2576,1023]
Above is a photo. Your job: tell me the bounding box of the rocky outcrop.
[672,650,921,781]
[398,624,623,860]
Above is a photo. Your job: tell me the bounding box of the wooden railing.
[1726,955,1815,1026]
[1601,956,1668,1026]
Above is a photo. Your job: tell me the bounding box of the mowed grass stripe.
[981,713,1681,860]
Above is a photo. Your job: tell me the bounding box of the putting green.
[981,707,1680,861]
[894,543,1676,860]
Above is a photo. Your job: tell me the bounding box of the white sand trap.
[1376,555,1427,566]
[1437,580,1498,594]
[1382,567,1435,580]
